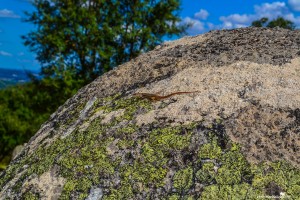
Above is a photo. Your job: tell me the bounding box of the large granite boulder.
[1,27,300,199]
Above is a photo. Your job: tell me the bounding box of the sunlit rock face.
[1,27,300,199]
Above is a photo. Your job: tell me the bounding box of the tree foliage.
[251,16,296,30]
[23,0,188,82]
[0,76,82,169]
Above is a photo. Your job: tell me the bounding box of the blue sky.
[0,0,300,71]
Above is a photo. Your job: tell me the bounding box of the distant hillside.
[0,68,37,89]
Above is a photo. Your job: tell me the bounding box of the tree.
[251,17,268,27]
[251,16,295,30]
[23,0,188,82]
[0,76,82,169]
[267,17,296,30]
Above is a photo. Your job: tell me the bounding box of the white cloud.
[284,13,300,24]
[180,9,209,35]
[218,2,300,29]
[194,9,209,20]
[182,17,205,35]
[207,22,215,30]
[0,51,12,57]
[219,14,255,29]
[288,0,300,11]
[220,14,252,24]
[0,9,20,18]
[254,2,289,18]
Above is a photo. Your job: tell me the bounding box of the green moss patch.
[173,166,193,192]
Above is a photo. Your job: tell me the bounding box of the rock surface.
[1,27,300,199]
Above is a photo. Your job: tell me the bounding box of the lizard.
[133,91,199,101]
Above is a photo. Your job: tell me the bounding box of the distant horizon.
[0,67,38,88]
[0,66,39,72]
